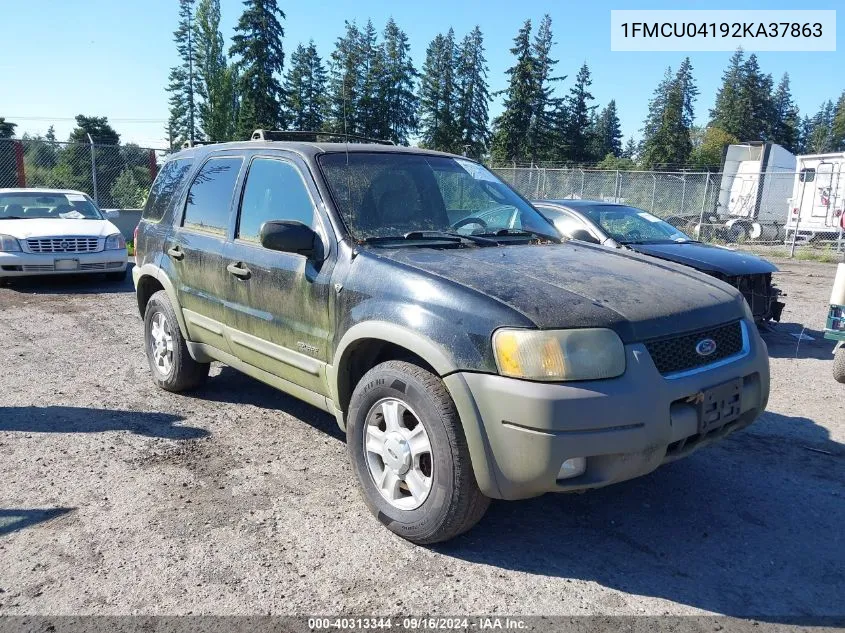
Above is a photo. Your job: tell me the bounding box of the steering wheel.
[451,217,488,231]
[626,229,643,242]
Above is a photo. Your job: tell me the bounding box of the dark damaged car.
[133,135,770,544]
[533,199,785,323]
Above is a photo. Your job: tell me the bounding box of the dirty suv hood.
[374,242,748,343]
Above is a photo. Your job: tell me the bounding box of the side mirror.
[103,209,119,219]
[567,229,600,244]
[260,220,321,259]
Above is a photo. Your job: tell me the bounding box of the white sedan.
[0,188,128,281]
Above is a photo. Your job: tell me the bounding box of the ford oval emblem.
[695,338,717,357]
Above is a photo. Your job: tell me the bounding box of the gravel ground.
[0,260,842,622]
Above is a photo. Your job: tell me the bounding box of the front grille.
[22,264,55,272]
[645,321,744,376]
[80,262,106,270]
[27,237,100,253]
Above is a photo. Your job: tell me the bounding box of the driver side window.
[236,157,316,243]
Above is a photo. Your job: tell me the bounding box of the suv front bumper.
[445,319,769,500]
[0,250,127,277]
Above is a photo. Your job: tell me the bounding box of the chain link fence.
[2,141,843,257]
[492,165,845,257]
[0,139,164,210]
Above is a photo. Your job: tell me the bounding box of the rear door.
[222,153,334,396]
[166,153,245,353]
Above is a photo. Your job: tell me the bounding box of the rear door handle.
[167,246,184,261]
[227,262,251,279]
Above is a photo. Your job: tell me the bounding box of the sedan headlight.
[493,328,626,381]
[105,233,126,250]
[0,234,21,252]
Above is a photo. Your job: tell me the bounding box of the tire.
[834,346,845,384]
[346,360,489,544]
[106,269,128,282]
[143,290,209,392]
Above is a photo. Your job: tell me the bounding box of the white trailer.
[785,152,845,244]
[715,142,796,241]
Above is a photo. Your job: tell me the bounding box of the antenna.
[343,70,352,242]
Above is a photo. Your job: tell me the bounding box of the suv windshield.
[0,192,103,220]
[318,153,558,241]
[580,205,691,244]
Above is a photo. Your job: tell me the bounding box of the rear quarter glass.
[142,158,195,223]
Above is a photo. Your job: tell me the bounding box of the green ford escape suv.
[133,133,770,544]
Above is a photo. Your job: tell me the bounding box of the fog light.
[557,457,586,480]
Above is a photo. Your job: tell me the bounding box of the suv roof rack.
[251,129,395,146]
[181,139,217,149]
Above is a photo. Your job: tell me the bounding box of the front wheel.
[346,360,489,544]
[834,346,845,384]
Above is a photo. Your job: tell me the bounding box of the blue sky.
[1,0,842,149]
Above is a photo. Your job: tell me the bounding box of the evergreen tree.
[710,49,746,139]
[326,21,364,135]
[621,137,637,160]
[356,20,387,138]
[490,20,535,163]
[230,0,286,138]
[740,53,775,140]
[418,30,459,152]
[194,0,238,141]
[831,90,845,151]
[454,26,491,158]
[563,63,596,163]
[640,64,695,168]
[380,18,419,145]
[807,100,835,153]
[166,0,200,148]
[69,115,120,145]
[283,41,327,132]
[0,118,16,139]
[796,115,813,154]
[528,15,562,162]
[640,67,673,154]
[770,73,799,151]
[590,100,623,159]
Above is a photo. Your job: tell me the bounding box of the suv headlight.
[0,234,21,252]
[105,233,126,250]
[493,328,626,381]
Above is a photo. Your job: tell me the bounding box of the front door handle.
[227,262,251,279]
[167,246,184,261]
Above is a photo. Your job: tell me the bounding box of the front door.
[166,154,244,353]
[222,154,334,396]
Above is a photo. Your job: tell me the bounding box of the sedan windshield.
[0,192,103,220]
[318,153,558,242]
[580,204,692,244]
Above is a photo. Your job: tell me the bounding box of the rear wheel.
[143,290,209,392]
[833,346,845,384]
[346,360,489,544]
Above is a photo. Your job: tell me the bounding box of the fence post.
[614,169,620,201]
[580,169,585,198]
[87,133,98,205]
[148,149,158,183]
[650,175,657,212]
[680,174,686,215]
[14,140,26,187]
[698,173,710,238]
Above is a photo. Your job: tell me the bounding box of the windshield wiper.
[363,230,498,246]
[474,228,561,243]
[0,216,25,220]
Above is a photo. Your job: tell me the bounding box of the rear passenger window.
[183,156,243,235]
[236,157,316,243]
[142,158,193,222]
